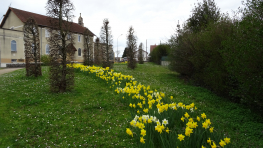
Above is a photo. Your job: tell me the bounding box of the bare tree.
[23,17,42,77]
[100,18,113,68]
[138,42,144,64]
[46,0,75,92]
[83,29,93,66]
[126,26,137,69]
[94,37,102,65]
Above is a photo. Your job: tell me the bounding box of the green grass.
[0,67,136,147]
[0,63,262,147]
[113,63,263,148]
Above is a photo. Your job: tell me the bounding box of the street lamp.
[117,34,123,62]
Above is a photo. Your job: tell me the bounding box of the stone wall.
[6,63,26,68]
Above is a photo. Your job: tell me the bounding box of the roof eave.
[0,7,12,28]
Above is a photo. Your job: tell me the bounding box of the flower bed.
[69,63,231,148]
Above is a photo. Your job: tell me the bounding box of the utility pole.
[117,34,122,62]
[146,39,147,61]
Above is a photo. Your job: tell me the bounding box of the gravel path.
[0,68,24,76]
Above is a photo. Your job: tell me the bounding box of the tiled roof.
[0,7,95,36]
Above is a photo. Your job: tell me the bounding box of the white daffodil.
[162,119,169,126]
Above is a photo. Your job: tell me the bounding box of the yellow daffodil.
[186,105,191,110]
[141,129,146,137]
[178,134,185,141]
[130,120,136,127]
[193,122,198,128]
[205,119,211,125]
[201,113,206,119]
[224,137,230,144]
[143,108,148,113]
[197,116,200,121]
[140,137,145,144]
[209,127,214,133]
[137,102,142,108]
[207,138,211,145]
[219,139,226,147]
[155,125,162,133]
[148,119,152,124]
[184,112,190,118]
[126,128,133,137]
[166,127,169,134]
[211,142,216,148]
[185,127,193,137]
[181,117,185,122]
[202,122,209,129]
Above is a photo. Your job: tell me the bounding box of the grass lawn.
[113,63,263,148]
[0,67,135,147]
[0,63,262,147]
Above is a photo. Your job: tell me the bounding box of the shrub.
[220,0,263,110]
[149,44,170,65]
[41,55,51,66]
[169,0,263,111]
[189,17,234,97]
[168,27,195,77]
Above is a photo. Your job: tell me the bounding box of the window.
[11,59,17,63]
[46,44,50,54]
[45,29,50,37]
[78,48,81,56]
[67,34,71,40]
[78,35,81,42]
[11,40,17,51]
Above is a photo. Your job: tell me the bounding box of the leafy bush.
[168,0,263,111]
[149,44,170,65]
[187,0,220,33]
[189,17,234,97]
[220,0,263,110]
[168,25,195,77]
[41,55,51,66]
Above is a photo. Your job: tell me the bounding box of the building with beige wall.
[0,7,95,67]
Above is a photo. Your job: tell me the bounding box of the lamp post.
[117,34,122,62]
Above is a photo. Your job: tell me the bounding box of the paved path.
[0,68,24,76]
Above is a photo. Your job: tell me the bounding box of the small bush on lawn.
[40,55,51,66]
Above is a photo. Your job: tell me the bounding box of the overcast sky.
[0,0,243,57]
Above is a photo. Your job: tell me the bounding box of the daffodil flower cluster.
[70,64,231,148]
